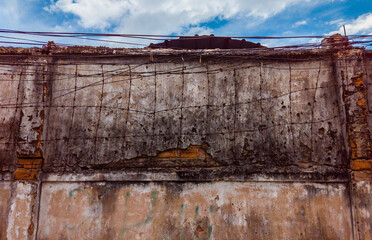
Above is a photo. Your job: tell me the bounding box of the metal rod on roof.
[343,25,347,37]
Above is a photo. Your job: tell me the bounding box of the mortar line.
[93,65,105,165]
[123,64,132,159]
[310,61,322,162]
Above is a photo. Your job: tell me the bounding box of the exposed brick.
[351,160,372,171]
[14,169,38,180]
[157,145,211,159]
[353,171,372,181]
[17,159,43,166]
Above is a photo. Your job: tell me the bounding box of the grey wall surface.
[39,56,347,177]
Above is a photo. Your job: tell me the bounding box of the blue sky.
[0,0,371,48]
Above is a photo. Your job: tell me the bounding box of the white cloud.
[293,20,307,27]
[326,18,344,26]
[330,13,372,35]
[45,0,132,29]
[0,0,23,29]
[46,0,311,35]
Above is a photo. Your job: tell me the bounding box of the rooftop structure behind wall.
[148,35,265,49]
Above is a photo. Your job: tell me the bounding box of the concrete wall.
[41,57,346,176]
[38,181,352,240]
[0,46,371,239]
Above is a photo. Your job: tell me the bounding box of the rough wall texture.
[42,57,347,177]
[0,45,371,239]
[38,182,352,240]
[0,182,12,239]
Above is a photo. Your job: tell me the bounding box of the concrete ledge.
[41,171,349,183]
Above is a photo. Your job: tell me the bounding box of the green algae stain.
[207,224,213,240]
[69,188,89,198]
[194,206,199,220]
[209,205,214,213]
[65,224,75,231]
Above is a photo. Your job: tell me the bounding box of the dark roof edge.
[0,43,370,60]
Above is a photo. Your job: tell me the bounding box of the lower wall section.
[0,182,11,240]
[0,181,38,240]
[354,180,372,240]
[37,181,353,240]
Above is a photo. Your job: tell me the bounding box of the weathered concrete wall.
[0,181,12,239]
[39,56,347,178]
[0,46,371,239]
[0,64,21,171]
[353,177,372,240]
[38,181,352,240]
[0,49,350,177]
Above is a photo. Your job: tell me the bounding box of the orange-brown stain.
[157,145,211,159]
[351,160,372,171]
[349,139,357,148]
[357,98,366,106]
[14,169,38,180]
[353,77,364,87]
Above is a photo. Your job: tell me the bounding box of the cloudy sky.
[0,0,371,48]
